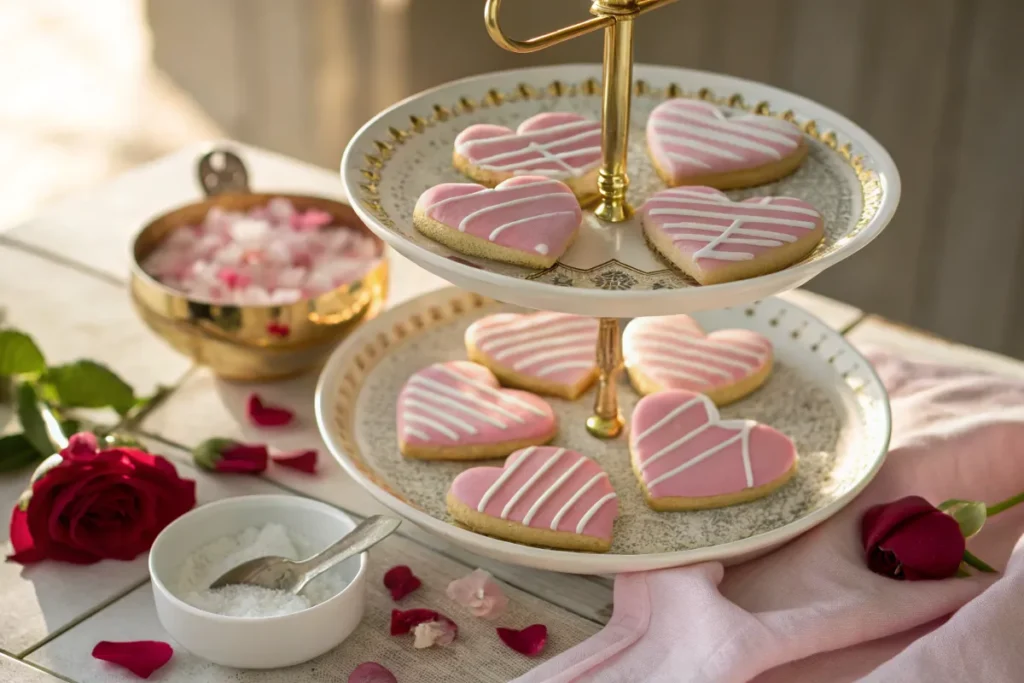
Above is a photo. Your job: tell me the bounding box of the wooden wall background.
[146,0,1024,357]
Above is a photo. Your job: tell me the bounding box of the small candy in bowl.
[149,495,368,669]
[130,149,388,381]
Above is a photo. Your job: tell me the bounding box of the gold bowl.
[130,149,388,381]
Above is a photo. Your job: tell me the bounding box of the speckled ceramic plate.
[341,64,900,317]
[315,288,890,574]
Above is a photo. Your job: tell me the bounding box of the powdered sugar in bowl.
[149,495,367,669]
[130,148,387,381]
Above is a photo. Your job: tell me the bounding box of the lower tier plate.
[315,288,890,574]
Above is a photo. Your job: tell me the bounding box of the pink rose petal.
[413,620,457,648]
[390,609,457,639]
[92,641,173,679]
[446,568,508,619]
[348,662,397,683]
[246,393,295,427]
[271,449,318,474]
[497,624,547,657]
[383,565,422,601]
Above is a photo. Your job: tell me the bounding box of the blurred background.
[3,0,1022,356]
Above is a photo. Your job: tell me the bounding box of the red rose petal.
[272,449,318,474]
[497,624,548,656]
[390,608,458,638]
[348,662,397,683]
[7,506,45,564]
[246,393,295,427]
[383,565,422,600]
[92,640,173,679]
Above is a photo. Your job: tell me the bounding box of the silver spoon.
[209,515,401,594]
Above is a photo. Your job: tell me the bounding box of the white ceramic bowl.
[149,494,367,669]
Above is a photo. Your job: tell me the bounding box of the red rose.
[861,495,965,580]
[8,436,196,565]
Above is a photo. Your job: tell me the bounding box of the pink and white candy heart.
[453,112,601,201]
[447,446,618,552]
[397,361,556,460]
[465,311,598,400]
[413,176,582,270]
[623,314,772,405]
[629,390,797,511]
[646,99,807,189]
[641,186,824,285]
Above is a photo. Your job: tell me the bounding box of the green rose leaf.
[44,360,136,415]
[942,499,988,538]
[0,330,46,377]
[0,433,42,472]
[16,383,55,456]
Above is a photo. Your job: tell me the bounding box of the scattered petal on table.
[348,662,398,683]
[497,624,548,656]
[383,565,422,601]
[272,448,318,473]
[92,640,173,679]
[413,619,458,648]
[246,393,295,427]
[447,568,508,619]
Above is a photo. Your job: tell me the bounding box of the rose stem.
[961,550,997,573]
[986,490,1024,517]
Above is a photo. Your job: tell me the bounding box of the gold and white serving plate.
[315,287,890,574]
[341,64,900,318]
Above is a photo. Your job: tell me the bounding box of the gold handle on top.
[484,0,613,53]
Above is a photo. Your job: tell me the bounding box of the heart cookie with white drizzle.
[397,361,556,461]
[465,311,599,400]
[629,390,797,511]
[447,446,618,552]
[623,314,772,405]
[453,112,602,203]
[413,176,582,269]
[641,186,824,285]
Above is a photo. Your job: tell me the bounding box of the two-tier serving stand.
[315,0,902,573]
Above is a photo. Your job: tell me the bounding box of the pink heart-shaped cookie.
[447,446,618,551]
[623,314,772,405]
[646,99,807,188]
[465,311,598,400]
[629,390,797,510]
[413,176,582,269]
[454,112,601,200]
[398,361,556,460]
[642,186,824,285]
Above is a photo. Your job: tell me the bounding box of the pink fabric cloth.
[515,350,1024,683]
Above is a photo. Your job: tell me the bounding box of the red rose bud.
[272,449,318,474]
[246,393,295,427]
[92,640,173,679]
[9,447,196,565]
[861,495,966,581]
[497,624,548,656]
[192,438,268,474]
[64,432,99,460]
[383,565,422,600]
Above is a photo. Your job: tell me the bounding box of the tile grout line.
[136,430,609,626]
[16,577,152,660]
[0,235,127,289]
[10,659,76,683]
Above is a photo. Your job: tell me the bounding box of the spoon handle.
[294,515,401,591]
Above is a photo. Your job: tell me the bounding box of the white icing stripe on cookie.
[474,312,567,343]
[489,211,578,241]
[404,413,459,441]
[407,380,518,426]
[404,399,478,434]
[646,427,753,489]
[513,346,591,371]
[479,319,595,352]
[659,106,800,146]
[522,457,586,526]
[662,223,799,242]
[550,472,608,531]
[637,351,734,378]
[635,329,766,361]
[404,426,431,441]
[459,193,570,232]
[477,446,536,512]
[457,119,597,151]
[666,151,712,168]
[633,395,704,444]
[651,122,782,158]
[500,448,565,519]
[650,196,822,217]
[647,208,818,229]
[577,493,617,534]
[423,180,554,213]
[492,331,595,361]
[456,119,602,177]
[634,342,755,372]
[535,359,597,377]
[436,365,548,416]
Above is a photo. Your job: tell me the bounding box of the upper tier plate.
[342,64,900,317]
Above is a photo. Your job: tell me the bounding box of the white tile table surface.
[1,142,1021,682]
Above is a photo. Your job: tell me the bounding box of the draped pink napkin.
[515,350,1024,682]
